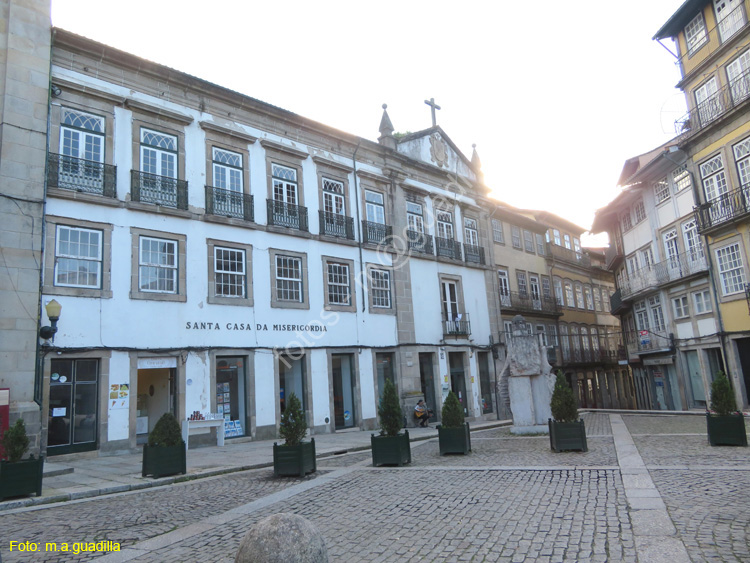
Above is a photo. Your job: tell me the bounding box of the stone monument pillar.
[504,316,554,434]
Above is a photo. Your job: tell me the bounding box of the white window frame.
[365,190,385,224]
[464,218,479,246]
[673,165,692,193]
[693,289,713,314]
[654,178,670,204]
[370,268,392,309]
[140,128,177,179]
[272,163,298,205]
[553,229,561,246]
[212,147,243,193]
[672,295,689,319]
[326,261,351,306]
[437,211,454,240]
[715,242,746,295]
[491,219,504,243]
[407,202,424,233]
[727,49,750,105]
[685,11,708,54]
[213,246,246,298]
[633,200,646,223]
[276,254,303,302]
[54,225,102,289]
[323,177,345,216]
[139,236,178,294]
[553,278,564,306]
[695,77,722,127]
[523,230,535,253]
[511,225,522,249]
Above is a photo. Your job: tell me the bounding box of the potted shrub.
[273,392,316,477]
[438,391,471,455]
[142,412,186,478]
[707,372,747,447]
[0,417,44,501]
[548,371,587,452]
[371,379,411,466]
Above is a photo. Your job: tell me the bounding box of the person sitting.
[414,400,433,427]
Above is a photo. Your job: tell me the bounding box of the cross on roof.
[424,98,441,127]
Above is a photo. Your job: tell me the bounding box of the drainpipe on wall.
[351,139,365,314]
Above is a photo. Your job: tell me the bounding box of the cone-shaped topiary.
[550,371,578,423]
[280,392,308,446]
[378,379,403,437]
[2,418,30,462]
[148,412,184,447]
[710,371,737,416]
[441,391,465,428]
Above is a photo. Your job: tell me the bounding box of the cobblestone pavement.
[3,414,750,563]
[651,469,750,563]
[1,468,319,561]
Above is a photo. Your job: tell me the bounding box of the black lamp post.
[39,299,62,342]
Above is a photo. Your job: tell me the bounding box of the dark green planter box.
[707,413,748,446]
[0,457,44,501]
[371,431,411,466]
[438,422,471,455]
[142,443,186,478]
[549,419,588,452]
[273,439,317,477]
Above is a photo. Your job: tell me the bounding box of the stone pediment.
[395,127,476,182]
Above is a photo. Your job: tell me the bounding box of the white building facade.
[40,30,500,455]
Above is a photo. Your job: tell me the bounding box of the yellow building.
[655,0,750,406]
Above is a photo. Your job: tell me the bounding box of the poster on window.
[109,384,129,409]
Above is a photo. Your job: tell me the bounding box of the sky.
[51,0,687,242]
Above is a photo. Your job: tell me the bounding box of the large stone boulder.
[235,513,328,563]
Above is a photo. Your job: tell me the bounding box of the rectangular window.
[554,278,564,306]
[693,289,713,313]
[464,218,479,246]
[547,325,558,346]
[553,229,561,246]
[365,190,385,224]
[326,261,351,306]
[272,163,298,205]
[407,202,424,233]
[55,225,102,288]
[648,295,666,332]
[654,178,670,203]
[437,211,454,239]
[584,285,594,310]
[491,219,504,243]
[564,234,571,249]
[695,77,722,127]
[728,50,750,105]
[541,276,552,299]
[498,269,511,306]
[139,236,177,293]
[565,282,575,308]
[573,237,581,253]
[511,226,521,249]
[575,283,585,309]
[633,200,646,223]
[700,153,728,206]
[370,268,392,309]
[523,230,534,252]
[682,220,704,260]
[323,177,345,215]
[716,243,746,295]
[621,211,633,231]
[516,271,528,296]
[593,287,602,311]
[213,147,243,193]
[673,165,692,192]
[214,246,246,298]
[141,128,177,178]
[59,108,105,193]
[276,255,303,302]
[685,11,708,54]
[733,136,750,190]
[603,290,611,312]
[634,300,649,331]
[535,233,546,255]
[673,295,689,319]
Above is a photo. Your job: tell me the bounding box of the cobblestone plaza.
[2,414,750,562]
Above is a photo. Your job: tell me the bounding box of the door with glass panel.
[696,77,722,126]
[332,354,356,429]
[48,359,98,455]
[442,280,461,333]
[715,0,745,42]
[140,129,177,206]
[498,269,511,307]
[212,148,243,218]
[663,230,682,279]
[59,108,104,193]
[529,275,541,310]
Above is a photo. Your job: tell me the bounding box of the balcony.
[131,170,187,209]
[435,236,462,260]
[676,60,750,141]
[463,243,486,265]
[695,185,750,234]
[47,153,116,197]
[205,186,253,222]
[407,229,434,255]
[610,288,627,314]
[499,291,561,316]
[443,312,470,337]
[362,220,392,245]
[605,243,624,270]
[549,244,591,268]
[619,251,708,300]
[625,331,673,356]
[319,211,354,239]
[267,199,308,231]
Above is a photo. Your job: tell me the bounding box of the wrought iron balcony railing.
[131,170,187,209]
[619,251,708,299]
[319,211,354,239]
[435,236,462,260]
[549,244,591,267]
[625,331,673,355]
[47,153,116,197]
[362,220,392,245]
[695,185,750,233]
[443,312,471,337]
[407,229,434,255]
[676,58,750,140]
[499,291,561,315]
[267,199,308,231]
[205,186,253,222]
[463,243,486,265]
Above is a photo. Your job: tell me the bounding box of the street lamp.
[39,299,62,342]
